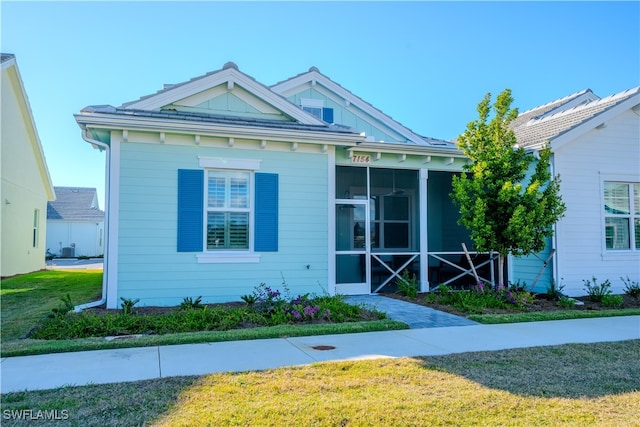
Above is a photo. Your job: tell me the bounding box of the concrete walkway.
[2,316,638,394]
[344,295,478,328]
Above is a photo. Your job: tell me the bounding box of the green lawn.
[0,270,103,342]
[1,340,638,426]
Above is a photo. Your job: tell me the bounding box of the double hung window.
[604,182,640,250]
[206,171,250,250]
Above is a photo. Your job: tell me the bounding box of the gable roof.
[1,53,56,201]
[513,87,640,149]
[121,62,325,125]
[271,67,455,149]
[47,187,104,221]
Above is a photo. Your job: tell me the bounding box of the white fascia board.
[348,143,462,157]
[272,71,428,144]
[75,113,365,145]
[548,94,640,151]
[123,68,325,126]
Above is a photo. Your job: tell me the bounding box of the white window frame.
[196,157,261,263]
[603,180,639,252]
[32,209,39,248]
[301,98,324,120]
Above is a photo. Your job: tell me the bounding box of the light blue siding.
[117,142,330,306]
[286,88,403,143]
[511,237,554,293]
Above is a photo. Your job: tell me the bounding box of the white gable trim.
[123,66,325,125]
[549,93,640,151]
[272,70,428,144]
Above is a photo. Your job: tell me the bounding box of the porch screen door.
[335,200,370,295]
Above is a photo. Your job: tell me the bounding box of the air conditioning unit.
[61,247,75,258]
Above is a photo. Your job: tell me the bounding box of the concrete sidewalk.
[2,316,638,394]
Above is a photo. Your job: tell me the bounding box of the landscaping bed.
[383,289,640,317]
[28,285,387,340]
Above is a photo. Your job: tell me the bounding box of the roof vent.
[223,61,239,70]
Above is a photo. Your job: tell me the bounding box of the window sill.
[196,252,261,264]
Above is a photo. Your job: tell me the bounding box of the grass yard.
[1,340,638,426]
[0,270,102,342]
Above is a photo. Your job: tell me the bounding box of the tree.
[451,89,566,289]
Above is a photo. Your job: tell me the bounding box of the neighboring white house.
[1,53,56,277]
[46,187,105,258]
[512,87,640,296]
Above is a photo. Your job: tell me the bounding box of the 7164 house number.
[351,154,371,164]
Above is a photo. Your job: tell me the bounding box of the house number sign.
[351,154,371,164]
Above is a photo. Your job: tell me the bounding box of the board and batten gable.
[552,108,640,295]
[115,133,332,306]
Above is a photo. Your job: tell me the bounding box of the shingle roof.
[1,53,15,63]
[510,89,595,129]
[513,87,640,148]
[47,187,104,221]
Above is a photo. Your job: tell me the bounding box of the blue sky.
[2,1,639,208]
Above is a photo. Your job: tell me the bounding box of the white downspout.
[74,128,110,312]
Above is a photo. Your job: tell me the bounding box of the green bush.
[396,270,418,299]
[582,277,612,302]
[29,285,384,340]
[601,294,623,308]
[622,276,640,300]
[556,296,576,309]
[424,282,534,314]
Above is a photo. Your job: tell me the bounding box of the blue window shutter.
[177,169,204,252]
[322,107,334,123]
[255,173,278,252]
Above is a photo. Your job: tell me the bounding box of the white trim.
[301,98,324,108]
[106,136,120,309]
[196,253,261,263]
[198,156,261,170]
[328,147,336,296]
[123,66,326,125]
[419,168,429,291]
[272,70,428,144]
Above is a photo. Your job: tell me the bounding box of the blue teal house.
[75,62,509,308]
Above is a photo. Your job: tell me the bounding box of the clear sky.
[2,1,639,208]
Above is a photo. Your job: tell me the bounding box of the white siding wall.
[554,110,640,295]
[46,221,104,257]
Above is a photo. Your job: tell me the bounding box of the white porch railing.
[427,251,498,289]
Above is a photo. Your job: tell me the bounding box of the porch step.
[343,295,478,329]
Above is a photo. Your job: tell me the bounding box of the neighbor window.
[604,182,639,250]
[32,209,39,248]
[206,170,250,250]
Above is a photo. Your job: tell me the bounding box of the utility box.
[61,247,75,258]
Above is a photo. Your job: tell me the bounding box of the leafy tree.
[451,89,566,288]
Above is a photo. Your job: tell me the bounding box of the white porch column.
[419,168,429,292]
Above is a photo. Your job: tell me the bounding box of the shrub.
[583,277,612,302]
[556,296,576,309]
[601,294,623,308]
[180,296,204,310]
[396,270,418,299]
[545,278,565,301]
[29,284,384,340]
[49,294,75,318]
[120,297,140,315]
[621,276,640,300]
